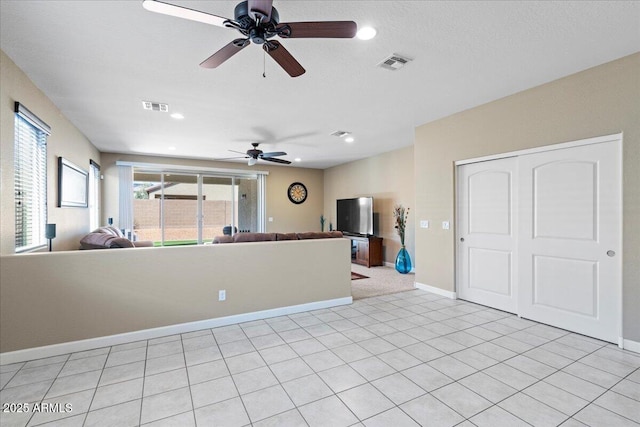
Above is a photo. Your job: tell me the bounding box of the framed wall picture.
[58,157,88,208]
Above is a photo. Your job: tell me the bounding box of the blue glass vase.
[395,246,412,274]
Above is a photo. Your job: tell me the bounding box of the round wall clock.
[287,182,307,204]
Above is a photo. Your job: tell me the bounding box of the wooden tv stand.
[346,235,383,268]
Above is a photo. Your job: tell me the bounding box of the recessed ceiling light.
[170,113,184,119]
[357,27,377,40]
[168,146,176,151]
[294,158,302,162]
[344,137,355,143]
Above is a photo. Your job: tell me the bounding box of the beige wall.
[1,238,351,353]
[324,146,415,265]
[1,50,101,253]
[100,153,325,235]
[414,53,640,340]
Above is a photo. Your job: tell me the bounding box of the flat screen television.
[337,197,373,236]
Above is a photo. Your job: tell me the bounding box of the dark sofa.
[80,226,154,249]
[212,231,344,244]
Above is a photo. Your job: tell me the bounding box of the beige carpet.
[350,264,415,300]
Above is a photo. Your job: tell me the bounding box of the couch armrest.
[212,235,234,244]
[109,238,135,248]
[80,233,113,249]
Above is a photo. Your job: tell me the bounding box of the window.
[14,102,50,252]
[89,160,101,230]
[118,161,267,246]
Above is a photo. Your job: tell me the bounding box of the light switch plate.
[420,220,429,229]
[442,221,450,230]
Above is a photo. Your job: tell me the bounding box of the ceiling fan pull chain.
[263,50,267,78]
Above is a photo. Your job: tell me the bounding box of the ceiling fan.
[217,142,291,166]
[142,0,358,77]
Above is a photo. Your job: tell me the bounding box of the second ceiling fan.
[142,0,358,77]
[217,142,291,166]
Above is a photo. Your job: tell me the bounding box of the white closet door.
[457,157,518,313]
[518,140,621,342]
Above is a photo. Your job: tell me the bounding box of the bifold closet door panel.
[457,157,518,314]
[517,140,622,343]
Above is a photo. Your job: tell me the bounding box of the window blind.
[89,160,101,230]
[14,102,49,252]
[118,165,134,231]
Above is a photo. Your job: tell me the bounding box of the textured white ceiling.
[1,1,639,169]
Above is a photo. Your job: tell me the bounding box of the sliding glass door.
[202,176,234,242]
[160,173,198,245]
[132,169,264,246]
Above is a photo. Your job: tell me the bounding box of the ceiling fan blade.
[248,0,273,22]
[263,41,305,77]
[142,0,230,27]
[200,39,249,68]
[262,157,292,165]
[261,151,287,158]
[277,21,357,38]
[213,156,248,160]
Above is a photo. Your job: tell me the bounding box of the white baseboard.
[415,282,457,299]
[621,338,640,354]
[0,296,353,365]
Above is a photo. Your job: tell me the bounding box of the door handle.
[460,238,465,242]
[607,250,615,257]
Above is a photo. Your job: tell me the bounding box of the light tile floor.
[1,289,639,427]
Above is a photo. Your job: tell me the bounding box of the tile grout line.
[25,353,70,426]
[80,346,113,427]
[219,322,261,426]
[178,330,199,427]
[137,340,149,427]
[246,316,315,426]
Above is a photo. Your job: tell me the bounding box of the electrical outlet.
[218,290,226,301]
[420,220,429,229]
[442,221,450,230]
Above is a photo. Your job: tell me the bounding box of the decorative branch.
[393,205,410,246]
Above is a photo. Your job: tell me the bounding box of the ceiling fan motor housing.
[234,1,279,44]
[234,2,279,25]
[247,148,262,158]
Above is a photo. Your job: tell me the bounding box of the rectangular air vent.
[378,54,413,71]
[142,101,169,112]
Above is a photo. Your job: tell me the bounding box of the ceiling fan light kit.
[356,26,377,40]
[142,0,357,77]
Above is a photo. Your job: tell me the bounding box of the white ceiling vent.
[378,54,413,71]
[330,130,351,138]
[142,101,169,112]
